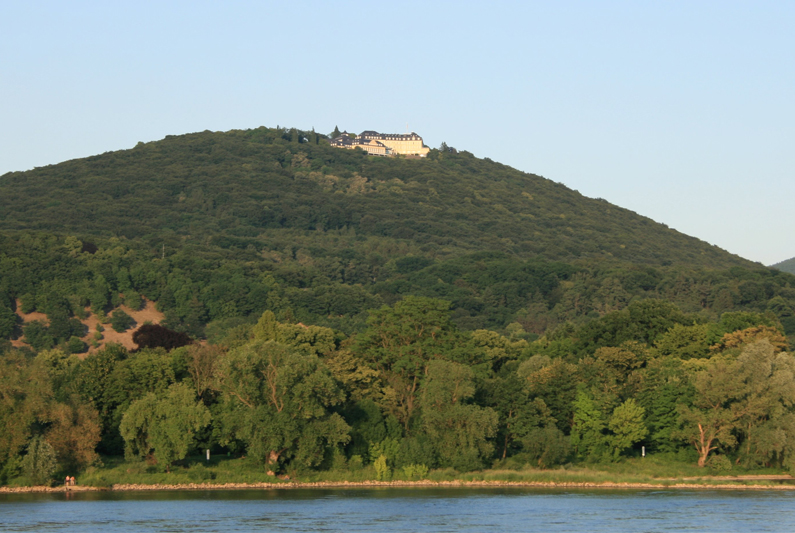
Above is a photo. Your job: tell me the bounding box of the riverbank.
[4,476,795,494]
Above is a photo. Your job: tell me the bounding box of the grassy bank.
[15,454,787,491]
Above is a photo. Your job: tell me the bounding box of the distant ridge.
[771,257,795,275]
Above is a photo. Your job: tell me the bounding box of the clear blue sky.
[2,1,793,265]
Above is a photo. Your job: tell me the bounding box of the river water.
[1,487,793,532]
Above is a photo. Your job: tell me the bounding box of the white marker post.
[206,449,210,462]
[642,446,646,458]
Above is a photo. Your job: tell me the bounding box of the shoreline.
[4,478,795,494]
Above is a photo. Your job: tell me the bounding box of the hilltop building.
[329,134,391,156]
[330,131,430,157]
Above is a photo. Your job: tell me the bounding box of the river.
[1,487,793,532]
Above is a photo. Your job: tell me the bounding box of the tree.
[355,297,475,431]
[523,358,578,433]
[23,320,54,351]
[119,383,211,471]
[420,360,498,471]
[0,305,18,339]
[522,426,570,468]
[672,342,795,467]
[0,353,40,469]
[124,290,143,311]
[215,339,349,469]
[675,356,740,467]
[635,357,694,452]
[483,370,555,460]
[730,342,795,467]
[570,390,608,461]
[710,325,789,354]
[44,399,101,472]
[21,436,57,486]
[607,398,647,459]
[133,324,192,351]
[111,309,135,333]
[73,344,129,454]
[184,344,223,402]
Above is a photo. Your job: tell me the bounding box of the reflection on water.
[1,487,794,532]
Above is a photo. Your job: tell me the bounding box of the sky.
[1,1,793,265]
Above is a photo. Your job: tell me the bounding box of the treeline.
[3,232,795,354]
[3,296,795,485]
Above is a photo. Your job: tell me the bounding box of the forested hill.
[0,127,752,269]
[3,126,791,343]
[7,128,795,483]
[772,257,795,275]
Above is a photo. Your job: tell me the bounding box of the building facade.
[330,131,430,157]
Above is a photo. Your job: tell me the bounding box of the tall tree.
[420,360,498,471]
[119,383,211,471]
[355,297,477,431]
[215,339,349,469]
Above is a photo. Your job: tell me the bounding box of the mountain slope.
[772,257,795,275]
[4,127,791,342]
[0,127,753,269]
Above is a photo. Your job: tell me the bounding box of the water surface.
[1,487,793,532]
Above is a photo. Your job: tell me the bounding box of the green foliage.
[636,357,694,452]
[124,291,143,311]
[373,455,390,481]
[67,336,87,354]
[522,427,571,468]
[401,463,428,480]
[706,454,732,472]
[21,436,58,486]
[674,341,795,467]
[6,127,795,480]
[355,296,479,430]
[111,309,135,333]
[0,128,754,270]
[420,360,498,471]
[23,321,54,351]
[214,336,349,470]
[0,305,17,339]
[607,399,647,459]
[570,390,608,462]
[119,383,211,470]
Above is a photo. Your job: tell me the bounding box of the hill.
[0,127,752,268]
[1,127,794,345]
[772,257,795,275]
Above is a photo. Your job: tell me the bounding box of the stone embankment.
[3,478,795,493]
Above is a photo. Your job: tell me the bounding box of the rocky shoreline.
[3,478,795,494]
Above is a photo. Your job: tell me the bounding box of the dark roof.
[359,131,422,140]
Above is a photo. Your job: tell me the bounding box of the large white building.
[330,131,430,157]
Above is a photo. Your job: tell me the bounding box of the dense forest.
[772,257,795,276]
[3,127,795,485]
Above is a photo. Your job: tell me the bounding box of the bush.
[348,455,364,471]
[524,427,571,468]
[124,291,143,311]
[401,464,429,480]
[187,464,216,482]
[23,321,54,351]
[374,455,390,481]
[111,310,135,333]
[706,454,732,472]
[67,336,87,354]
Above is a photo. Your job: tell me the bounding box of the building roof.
[360,131,422,141]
